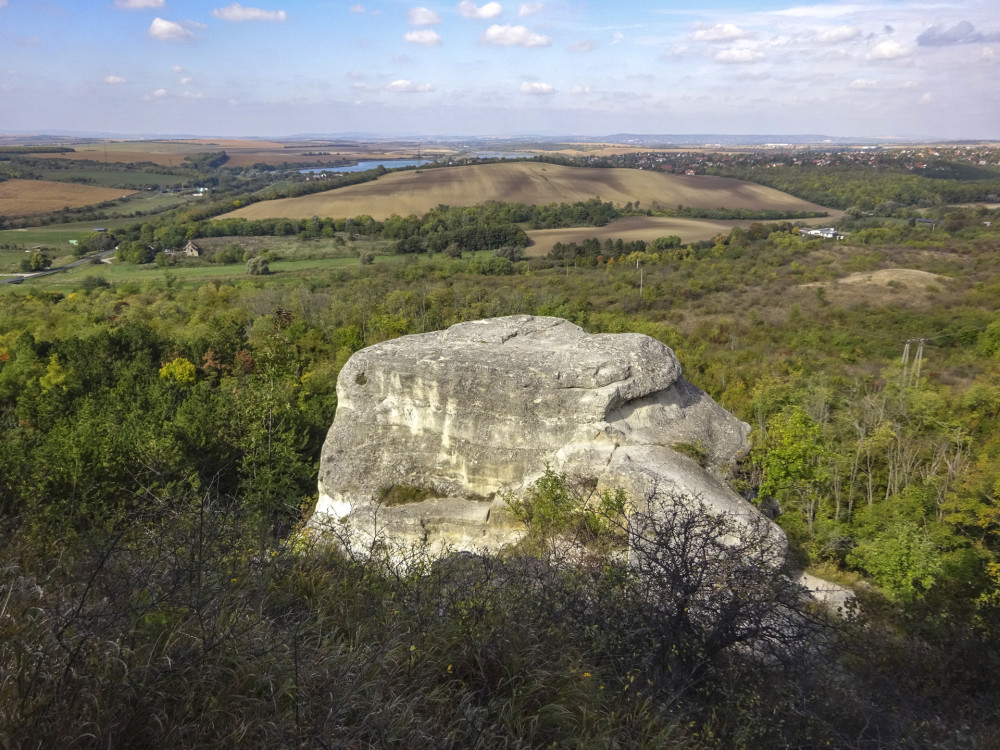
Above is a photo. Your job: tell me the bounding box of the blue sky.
[0,0,997,138]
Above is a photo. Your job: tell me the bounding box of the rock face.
[310,315,771,557]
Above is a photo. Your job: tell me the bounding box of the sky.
[0,0,998,139]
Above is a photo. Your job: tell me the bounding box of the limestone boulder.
[310,315,775,557]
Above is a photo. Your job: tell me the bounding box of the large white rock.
[309,315,775,557]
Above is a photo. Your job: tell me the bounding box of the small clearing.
[802,268,951,307]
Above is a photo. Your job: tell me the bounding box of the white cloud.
[350,4,365,11]
[408,7,442,26]
[518,2,542,16]
[148,18,192,41]
[849,78,877,89]
[143,87,169,100]
[115,0,164,8]
[570,85,590,95]
[919,92,933,104]
[693,23,747,42]
[404,29,442,45]
[482,24,549,47]
[353,82,378,92]
[182,91,205,99]
[0,0,9,7]
[770,4,868,19]
[457,1,502,20]
[611,31,624,44]
[180,76,193,85]
[816,25,861,44]
[172,65,184,73]
[715,47,764,63]
[212,4,287,22]
[520,81,554,94]
[105,75,127,84]
[867,40,907,60]
[387,79,435,92]
[570,39,596,53]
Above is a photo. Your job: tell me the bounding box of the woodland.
[1,146,1000,748]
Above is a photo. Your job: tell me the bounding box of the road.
[0,249,116,285]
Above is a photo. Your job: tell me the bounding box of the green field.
[6,253,404,289]
[35,169,189,188]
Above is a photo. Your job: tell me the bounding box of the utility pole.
[901,338,927,385]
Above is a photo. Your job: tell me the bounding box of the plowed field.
[0,179,135,216]
[221,162,833,221]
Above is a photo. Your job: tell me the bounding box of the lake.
[300,159,432,174]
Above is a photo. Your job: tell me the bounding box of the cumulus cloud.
[482,24,548,46]
[570,84,590,95]
[179,76,193,85]
[917,21,1000,47]
[848,78,877,89]
[816,25,861,44]
[212,4,287,22]
[350,4,365,11]
[716,47,764,63]
[519,2,542,16]
[919,92,933,104]
[105,75,127,84]
[570,39,596,53]
[520,81,553,94]
[148,18,193,41]
[387,79,435,92]
[611,31,624,44]
[458,1,503,20]
[693,23,747,42]
[143,87,169,100]
[405,29,442,45]
[867,39,907,60]
[408,7,442,25]
[115,0,164,8]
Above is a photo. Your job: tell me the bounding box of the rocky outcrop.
[310,315,775,557]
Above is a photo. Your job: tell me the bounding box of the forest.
[1,149,1000,747]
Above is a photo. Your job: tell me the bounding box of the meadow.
[33,169,189,188]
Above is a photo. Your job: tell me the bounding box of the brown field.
[526,216,750,255]
[222,162,833,222]
[30,138,452,168]
[0,179,135,216]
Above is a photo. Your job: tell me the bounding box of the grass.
[34,170,189,188]
[6,253,404,290]
[378,484,440,506]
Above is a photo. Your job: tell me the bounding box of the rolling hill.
[221,161,833,221]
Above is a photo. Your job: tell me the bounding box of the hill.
[221,162,833,221]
